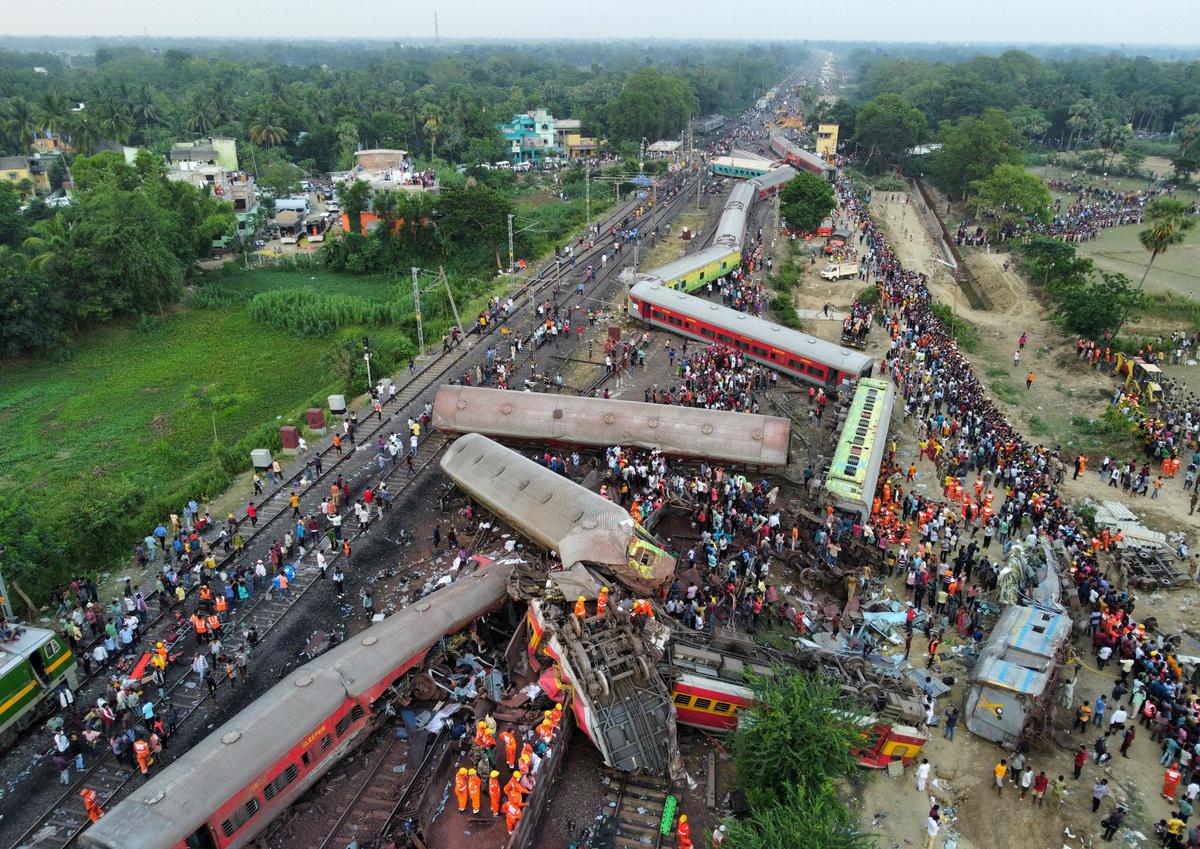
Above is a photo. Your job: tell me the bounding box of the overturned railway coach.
[78,565,514,849]
[627,282,874,389]
[432,385,791,470]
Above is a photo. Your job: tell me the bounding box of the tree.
[968,163,1051,240]
[1019,236,1092,296]
[731,673,864,801]
[720,783,874,849]
[1066,98,1099,150]
[1056,270,1146,338]
[931,108,1022,199]
[1135,197,1196,289]
[1096,118,1132,169]
[248,113,288,148]
[37,91,72,138]
[778,171,836,234]
[1007,105,1049,142]
[4,96,38,151]
[1121,145,1147,176]
[336,178,372,236]
[853,94,926,174]
[254,148,303,197]
[606,67,698,144]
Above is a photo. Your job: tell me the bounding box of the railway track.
[8,175,703,849]
[600,768,676,849]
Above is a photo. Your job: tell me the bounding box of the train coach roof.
[432,385,790,468]
[629,282,875,375]
[751,165,797,191]
[440,434,674,589]
[80,668,348,849]
[638,244,739,287]
[79,566,513,849]
[714,181,755,243]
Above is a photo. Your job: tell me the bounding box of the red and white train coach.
[627,281,875,389]
[79,564,514,849]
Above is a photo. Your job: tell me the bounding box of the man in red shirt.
[1032,771,1049,806]
[1073,746,1088,780]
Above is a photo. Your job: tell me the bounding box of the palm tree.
[95,99,134,145]
[248,114,287,147]
[22,212,75,272]
[4,96,38,151]
[131,87,162,130]
[187,94,216,135]
[37,92,71,138]
[1136,197,1197,289]
[66,111,99,156]
[424,113,440,159]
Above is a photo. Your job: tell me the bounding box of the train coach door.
[826,369,840,390]
[185,826,218,849]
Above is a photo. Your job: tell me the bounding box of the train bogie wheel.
[569,614,583,638]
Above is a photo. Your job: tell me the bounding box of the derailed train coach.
[79,565,514,849]
[432,385,791,471]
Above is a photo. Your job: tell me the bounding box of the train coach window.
[751,345,768,357]
[788,358,804,371]
[322,733,333,749]
[186,827,219,849]
[651,309,666,321]
[336,704,367,738]
[693,697,713,711]
[734,340,749,352]
[262,763,300,800]
[700,327,715,339]
[714,702,733,715]
[673,692,692,707]
[717,334,733,345]
[221,797,261,839]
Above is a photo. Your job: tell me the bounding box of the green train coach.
[0,625,78,747]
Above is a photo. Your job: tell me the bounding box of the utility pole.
[585,163,591,229]
[507,214,515,292]
[439,266,463,335]
[411,267,424,355]
[0,545,14,622]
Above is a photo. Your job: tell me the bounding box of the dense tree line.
[0,151,234,356]
[0,41,804,172]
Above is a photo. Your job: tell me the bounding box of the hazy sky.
[4,0,1200,45]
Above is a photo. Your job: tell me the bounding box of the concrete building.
[497,109,585,162]
[169,137,239,172]
[816,123,839,158]
[0,156,34,194]
[168,161,257,215]
[354,149,408,171]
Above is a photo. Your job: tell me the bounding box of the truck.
[820,262,859,280]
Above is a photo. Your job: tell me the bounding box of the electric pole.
[411,267,424,354]
[439,266,463,335]
[585,163,591,229]
[507,214,515,292]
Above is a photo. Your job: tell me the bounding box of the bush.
[930,302,980,352]
[248,289,408,336]
[770,294,803,330]
[872,173,907,192]
[855,285,880,306]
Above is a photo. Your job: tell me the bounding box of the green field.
[0,267,421,596]
[1076,225,1200,298]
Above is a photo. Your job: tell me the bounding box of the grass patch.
[986,366,1008,378]
[1028,414,1051,436]
[1139,290,1200,329]
[991,378,1021,405]
[930,302,981,353]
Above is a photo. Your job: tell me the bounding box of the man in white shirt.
[916,758,931,792]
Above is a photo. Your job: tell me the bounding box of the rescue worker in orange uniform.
[133,737,152,774]
[574,595,587,618]
[468,768,482,814]
[550,702,564,729]
[499,729,517,769]
[474,721,496,751]
[80,788,104,822]
[504,796,524,834]
[596,586,609,617]
[455,767,469,812]
[206,613,221,637]
[536,711,555,744]
[489,770,502,817]
[504,770,527,803]
[192,613,208,643]
[214,593,228,618]
[1163,761,1183,800]
[677,814,693,849]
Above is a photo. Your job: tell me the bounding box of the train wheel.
[569,644,593,682]
[635,656,652,683]
[860,683,884,709]
[589,671,610,701]
[568,614,583,638]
